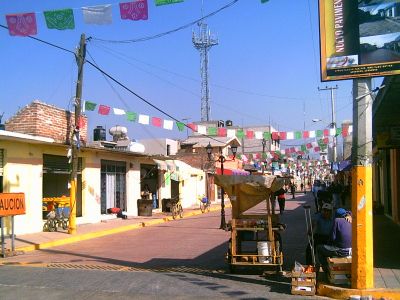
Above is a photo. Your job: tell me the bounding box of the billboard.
[319,0,400,81]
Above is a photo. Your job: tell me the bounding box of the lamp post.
[261,138,266,174]
[206,142,237,230]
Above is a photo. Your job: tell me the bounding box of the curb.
[318,283,400,300]
[15,204,228,253]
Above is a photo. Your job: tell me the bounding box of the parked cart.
[215,174,286,273]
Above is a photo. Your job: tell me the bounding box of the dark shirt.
[314,213,333,236]
[330,217,352,249]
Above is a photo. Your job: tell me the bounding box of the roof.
[181,136,241,148]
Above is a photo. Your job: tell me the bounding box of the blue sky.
[0,0,382,143]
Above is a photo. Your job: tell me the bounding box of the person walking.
[276,188,286,215]
[290,183,296,199]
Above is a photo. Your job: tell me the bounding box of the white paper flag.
[349,125,353,133]
[255,131,263,140]
[329,128,336,136]
[227,129,236,138]
[286,132,294,140]
[113,108,126,115]
[309,130,316,138]
[138,114,149,125]
[82,5,112,25]
[163,120,173,130]
[197,125,207,135]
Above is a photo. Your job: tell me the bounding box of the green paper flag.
[176,122,185,131]
[316,130,323,138]
[295,131,302,139]
[236,129,244,139]
[207,127,217,136]
[263,132,271,140]
[164,173,171,186]
[44,9,75,30]
[336,128,342,136]
[155,0,184,6]
[301,145,306,151]
[126,112,137,122]
[84,101,97,111]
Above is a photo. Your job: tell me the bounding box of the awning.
[216,168,250,176]
[153,159,167,171]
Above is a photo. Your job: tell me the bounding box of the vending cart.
[214,174,286,273]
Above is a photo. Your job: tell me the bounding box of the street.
[0,193,328,299]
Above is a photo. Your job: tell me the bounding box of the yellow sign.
[0,193,26,216]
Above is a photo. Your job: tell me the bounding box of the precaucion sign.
[0,193,26,216]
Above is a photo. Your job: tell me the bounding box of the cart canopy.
[214,174,284,219]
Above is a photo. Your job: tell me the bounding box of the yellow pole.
[68,179,77,235]
[351,166,373,289]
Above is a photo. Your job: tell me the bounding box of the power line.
[91,0,240,44]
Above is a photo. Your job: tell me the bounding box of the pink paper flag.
[98,105,110,115]
[6,13,37,36]
[152,117,162,127]
[120,0,148,21]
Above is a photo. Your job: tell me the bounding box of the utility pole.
[192,1,218,121]
[69,33,86,235]
[351,78,374,289]
[318,85,338,162]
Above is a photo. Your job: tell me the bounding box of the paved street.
[0,193,330,299]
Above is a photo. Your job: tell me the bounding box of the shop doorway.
[140,164,159,208]
[101,160,127,214]
[43,154,82,217]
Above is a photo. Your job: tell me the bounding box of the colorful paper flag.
[294,131,302,139]
[227,129,236,138]
[188,123,197,132]
[138,114,150,124]
[207,127,217,136]
[236,129,245,139]
[323,129,329,137]
[176,122,185,131]
[316,130,323,138]
[113,108,126,115]
[255,131,263,140]
[218,127,227,137]
[152,117,162,127]
[286,132,294,140]
[120,0,148,20]
[155,0,184,6]
[6,13,37,36]
[126,112,137,122]
[163,119,173,130]
[44,9,74,30]
[263,132,271,140]
[197,125,207,135]
[306,143,312,149]
[84,101,97,111]
[246,130,254,139]
[271,132,279,140]
[279,132,287,140]
[98,105,110,115]
[309,130,316,138]
[336,128,342,136]
[303,131,309,139]
[82,5,112,25]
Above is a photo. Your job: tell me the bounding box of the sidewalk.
[1,203,223,254]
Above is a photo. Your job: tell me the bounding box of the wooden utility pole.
[69,34,86,235]
[351,78,374,289]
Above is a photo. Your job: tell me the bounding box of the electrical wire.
[91,0,240,43]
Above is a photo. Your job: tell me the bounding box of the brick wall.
[5,100,87,144]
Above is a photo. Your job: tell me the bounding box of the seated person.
[316,208,352,273]
[141,184,151,200]
[306,203,333,265]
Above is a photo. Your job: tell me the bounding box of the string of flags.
[5,0,270,37]
[83,100,353,146]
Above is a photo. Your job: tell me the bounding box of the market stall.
[215,174,286,273]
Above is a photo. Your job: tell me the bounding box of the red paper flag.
[246,130,254,139]
[217,127,227,137]
[342,126,349,137]
[78,116,86,129]
[98,105,110,115]
[285,149,290,155]
[303,131,309,139]
[314,146,321,152]
[151,117,162,127]
[306,143,312,149]
[119,0,148,21]
[6,13,37,36]
[323,129,329,137]
[271,132,279,140]
[323,137,329,144]
[290,147,295,153]
[279,132,287,140]
[188,123,197,132]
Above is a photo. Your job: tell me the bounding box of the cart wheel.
[206,203,211,212]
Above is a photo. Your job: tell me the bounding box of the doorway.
[101,160,127,214]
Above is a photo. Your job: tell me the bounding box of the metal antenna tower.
[192,4,218,122]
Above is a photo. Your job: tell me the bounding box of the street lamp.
[206,142,237,230]
[261,138,267,174]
